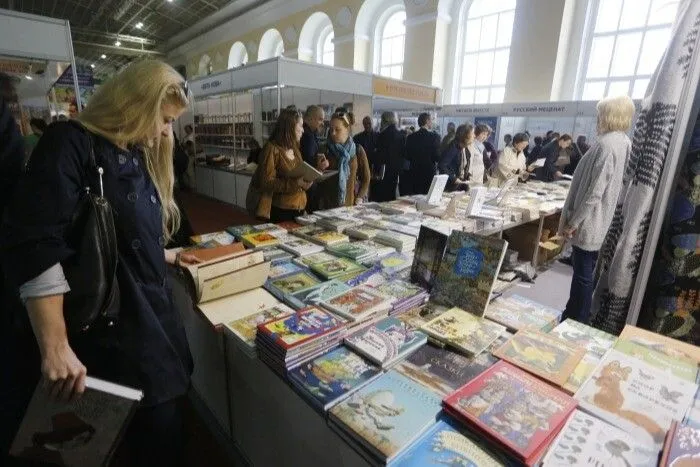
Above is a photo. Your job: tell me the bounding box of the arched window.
[259,29,284,61]
[198,54,212,77]
[319,26,335,66]
[228,42,248,69]
[455,0,516,104]
[578,0,679,100]
[377,10,406,79]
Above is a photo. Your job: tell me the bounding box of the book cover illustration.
[343,265,387,288]
[288,346,381,410]
[391,417,505,467]
[562,353,601,394]
[259,246,294,264]
[661,422,700,467]
[378,253,414,275]
[241,232,279,248]
[444,361,576,461]
[280,239,324,256]
[322,286,389,321]
[410,226,448,290]
[431,231,507,317]
[614,339,699,382]
[421,308,506,356]
[542,409,659,467]
[225,224,257,239]
[257,306,346,350]
[267,271,321,296]
[575,349,698,447]
[398,303,450,330]
[344,317,427,366]
[190,231,236,246]
[375,280,425,302]
[485,295,562,332]
[327,242,374,259]
[549,319,616,357]
[287,280,351,309]
[329,370,441,461]
[493,329,585,387]
[291,225,327,240]
[293,251,338,267]
[10,377,143,467]
[225,304,294,346]
[268,261,305,279]
[312,231,349,245]
[395,344,497,397]
[618,325,700,364]
[311,257,366,279]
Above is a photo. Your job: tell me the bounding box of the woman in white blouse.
[497,132,530,185]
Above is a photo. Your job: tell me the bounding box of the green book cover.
[614,339,699,382]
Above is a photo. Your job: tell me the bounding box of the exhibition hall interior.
[1,0,700,466]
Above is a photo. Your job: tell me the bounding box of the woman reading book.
[251,108,313,222]
[319,109,371,209]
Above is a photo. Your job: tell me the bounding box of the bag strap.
[68,121,105,197]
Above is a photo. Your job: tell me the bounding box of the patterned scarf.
[328,137,356,205]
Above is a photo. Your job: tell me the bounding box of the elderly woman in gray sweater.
[559,95,635,324]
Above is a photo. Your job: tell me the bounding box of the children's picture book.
[345,226,382,240]
[659,421,700,467]
[421,307,506,356]
[225,224,257,239]
[562,353,601,394]
[392,417,505,467]
[394,343,497,397]
[614,339,699,382]
[225,304,295,349]
[320,286,391,322]
[410,226,448,291]
[279,239,325,257]
[310,257,366,280]
[444,361,576,464]
[291,225,327,241]
[11,377,143,466]
[375,280,426,303]
[543,409,659,467]
[485,295,562,332]
[265,271,321,300]
[431,231,508,318]
[311,230,350,246]
[285,279,351,310]
[268,261,305,279]
[618,324,700,364]
[292,251,338,268]
[241,232,279,248]
[287,346,381,411]
[549,319,616,357]
[344,317,427,368]
[190,230,236,247]
[329,370,442,462]
[493,329,585,387]
[377,252,414,276]
[343,265,387,288]
[258,246,294,264]
[257,306,346,351]
[575,349,698,448]
[397,303,450,330]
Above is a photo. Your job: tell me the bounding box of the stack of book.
[420,307,506,356]
[279,238,325,257]
[190,230,237,248]
[284,279,350,310]
[344,316,427,369]
[325,242,378,264]
[287,346,381,413]
[295,214,321,225]
[485,294,563,332]
[257,246,294,264]
[316,216,358,233]
[443,361,577,466]
[225,224,257,240]
[310,230,350,246]
[255,306,347,376]
[375,230,416,252]
[225,304,295,358]
[264,270,321,301]
[290,225,327,241]
[252,222,288,237]
[345,225,382,240]
[292,251,338,268]
[241,231,280,249]
[376,252,413,276]
[388,223,421,238]
[374,279,429,316]
[310,257,366,280]
[356,240,396,261]
[320,285,394,331]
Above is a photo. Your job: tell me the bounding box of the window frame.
[317,24,335,66]
[374,6,407,79]
[574,0,678,100]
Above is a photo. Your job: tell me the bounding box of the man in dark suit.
[300,105,328,212]
[405,113,440,195]
[372,112,405,202]
[353,116,378,165]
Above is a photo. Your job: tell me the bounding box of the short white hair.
[597,95,635,134]
[380,111,397,128]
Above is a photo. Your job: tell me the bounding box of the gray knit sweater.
[559,131,631,251]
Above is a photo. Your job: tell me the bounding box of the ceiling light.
[101,54,107,59]
[135,22,143,29]
[25,75,33,80]
[115,40,121,47]
[90,64,95,68]
[167,0,173,2]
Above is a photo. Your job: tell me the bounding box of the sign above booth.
[190,69,234,98]
[442,104,503,116]
[372,76,441,105]
[502,101,579,117]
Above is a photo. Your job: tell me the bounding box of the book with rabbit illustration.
[575,349,698,448]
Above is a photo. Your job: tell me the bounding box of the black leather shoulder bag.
[62,126,120,334]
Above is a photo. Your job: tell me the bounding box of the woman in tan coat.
[319,109,371,209]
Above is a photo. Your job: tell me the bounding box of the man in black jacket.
[406,113,440,195]
[354,116,378,164]
[300,105,328,212]
[372,112,405,202]
[538,134,572,181]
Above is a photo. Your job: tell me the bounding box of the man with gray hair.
[300,105,329,212]
[372,111,405,202]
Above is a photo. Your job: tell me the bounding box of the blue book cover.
[269,261,306,279]
[285,280,351,310]
[345,317,427,367]
[344,265,387,287]
[329,370,441,462]
[390,417,506,467]
[288,347,381,411]
[225,224,256,239]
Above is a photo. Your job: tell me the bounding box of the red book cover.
[443,361,576,462]
[256,306,346,351]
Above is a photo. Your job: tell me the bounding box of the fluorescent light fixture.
[135,22,143,29]
[167,0,173,2]
[101,54,107,59]
[25,75,33,80]
[90,64,95,68]
[115,40,121,47]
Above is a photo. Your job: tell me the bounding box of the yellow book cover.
[421,308,506,356]
[241,232,279,248]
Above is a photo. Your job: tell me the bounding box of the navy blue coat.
[539,139,562,182]
[1,122,193,406]
[439,143,472,191]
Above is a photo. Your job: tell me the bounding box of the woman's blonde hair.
[78,60,189,240]
[597,95,635,134]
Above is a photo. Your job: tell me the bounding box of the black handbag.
[62,128,120,334]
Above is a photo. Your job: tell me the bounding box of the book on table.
[492,328,585,387]
[420,307,506,356]
[240,232,280,249]
[575,348,698,448]
[224,304,294,356]
[189,230,236,247]
[284,279,351,310]
[659,421,700,467]
[397,302,450,330]
[310,257,366,280]
[186,242,245,262]
[292,251,339,268]
[268,260,306,280]
[443,361,576,466]
[410,226,448,291]
[320,285,393,323]
[484,294,562,332]
[310,230,349,246]
[344,316,427,368]
[328,370,442,463]
[197,287,280,329]
[376,252,414,276]
[278,238,325,257]
[430,231,508,318]
[11,376,143,467]
[264,270,322,301]
[549,318,616,358]
[613,338,699,382]
[618,324,700,364]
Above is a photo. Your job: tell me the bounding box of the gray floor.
[504,261,573,311]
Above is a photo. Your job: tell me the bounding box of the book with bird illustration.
[421,307,506,356]
[549,319,616,357]
[542,409,659,467]
[614,339,699,382]
[575,349,698,448]
[485,295,562,332]
[493,329,585,387]
[618,324,700,364]
[344,317,427,368]
[285,279,351,310]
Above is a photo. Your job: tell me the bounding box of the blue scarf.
[328,137,357,205]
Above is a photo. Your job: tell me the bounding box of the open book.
[11,376,143,467]
[288,161,338,182]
